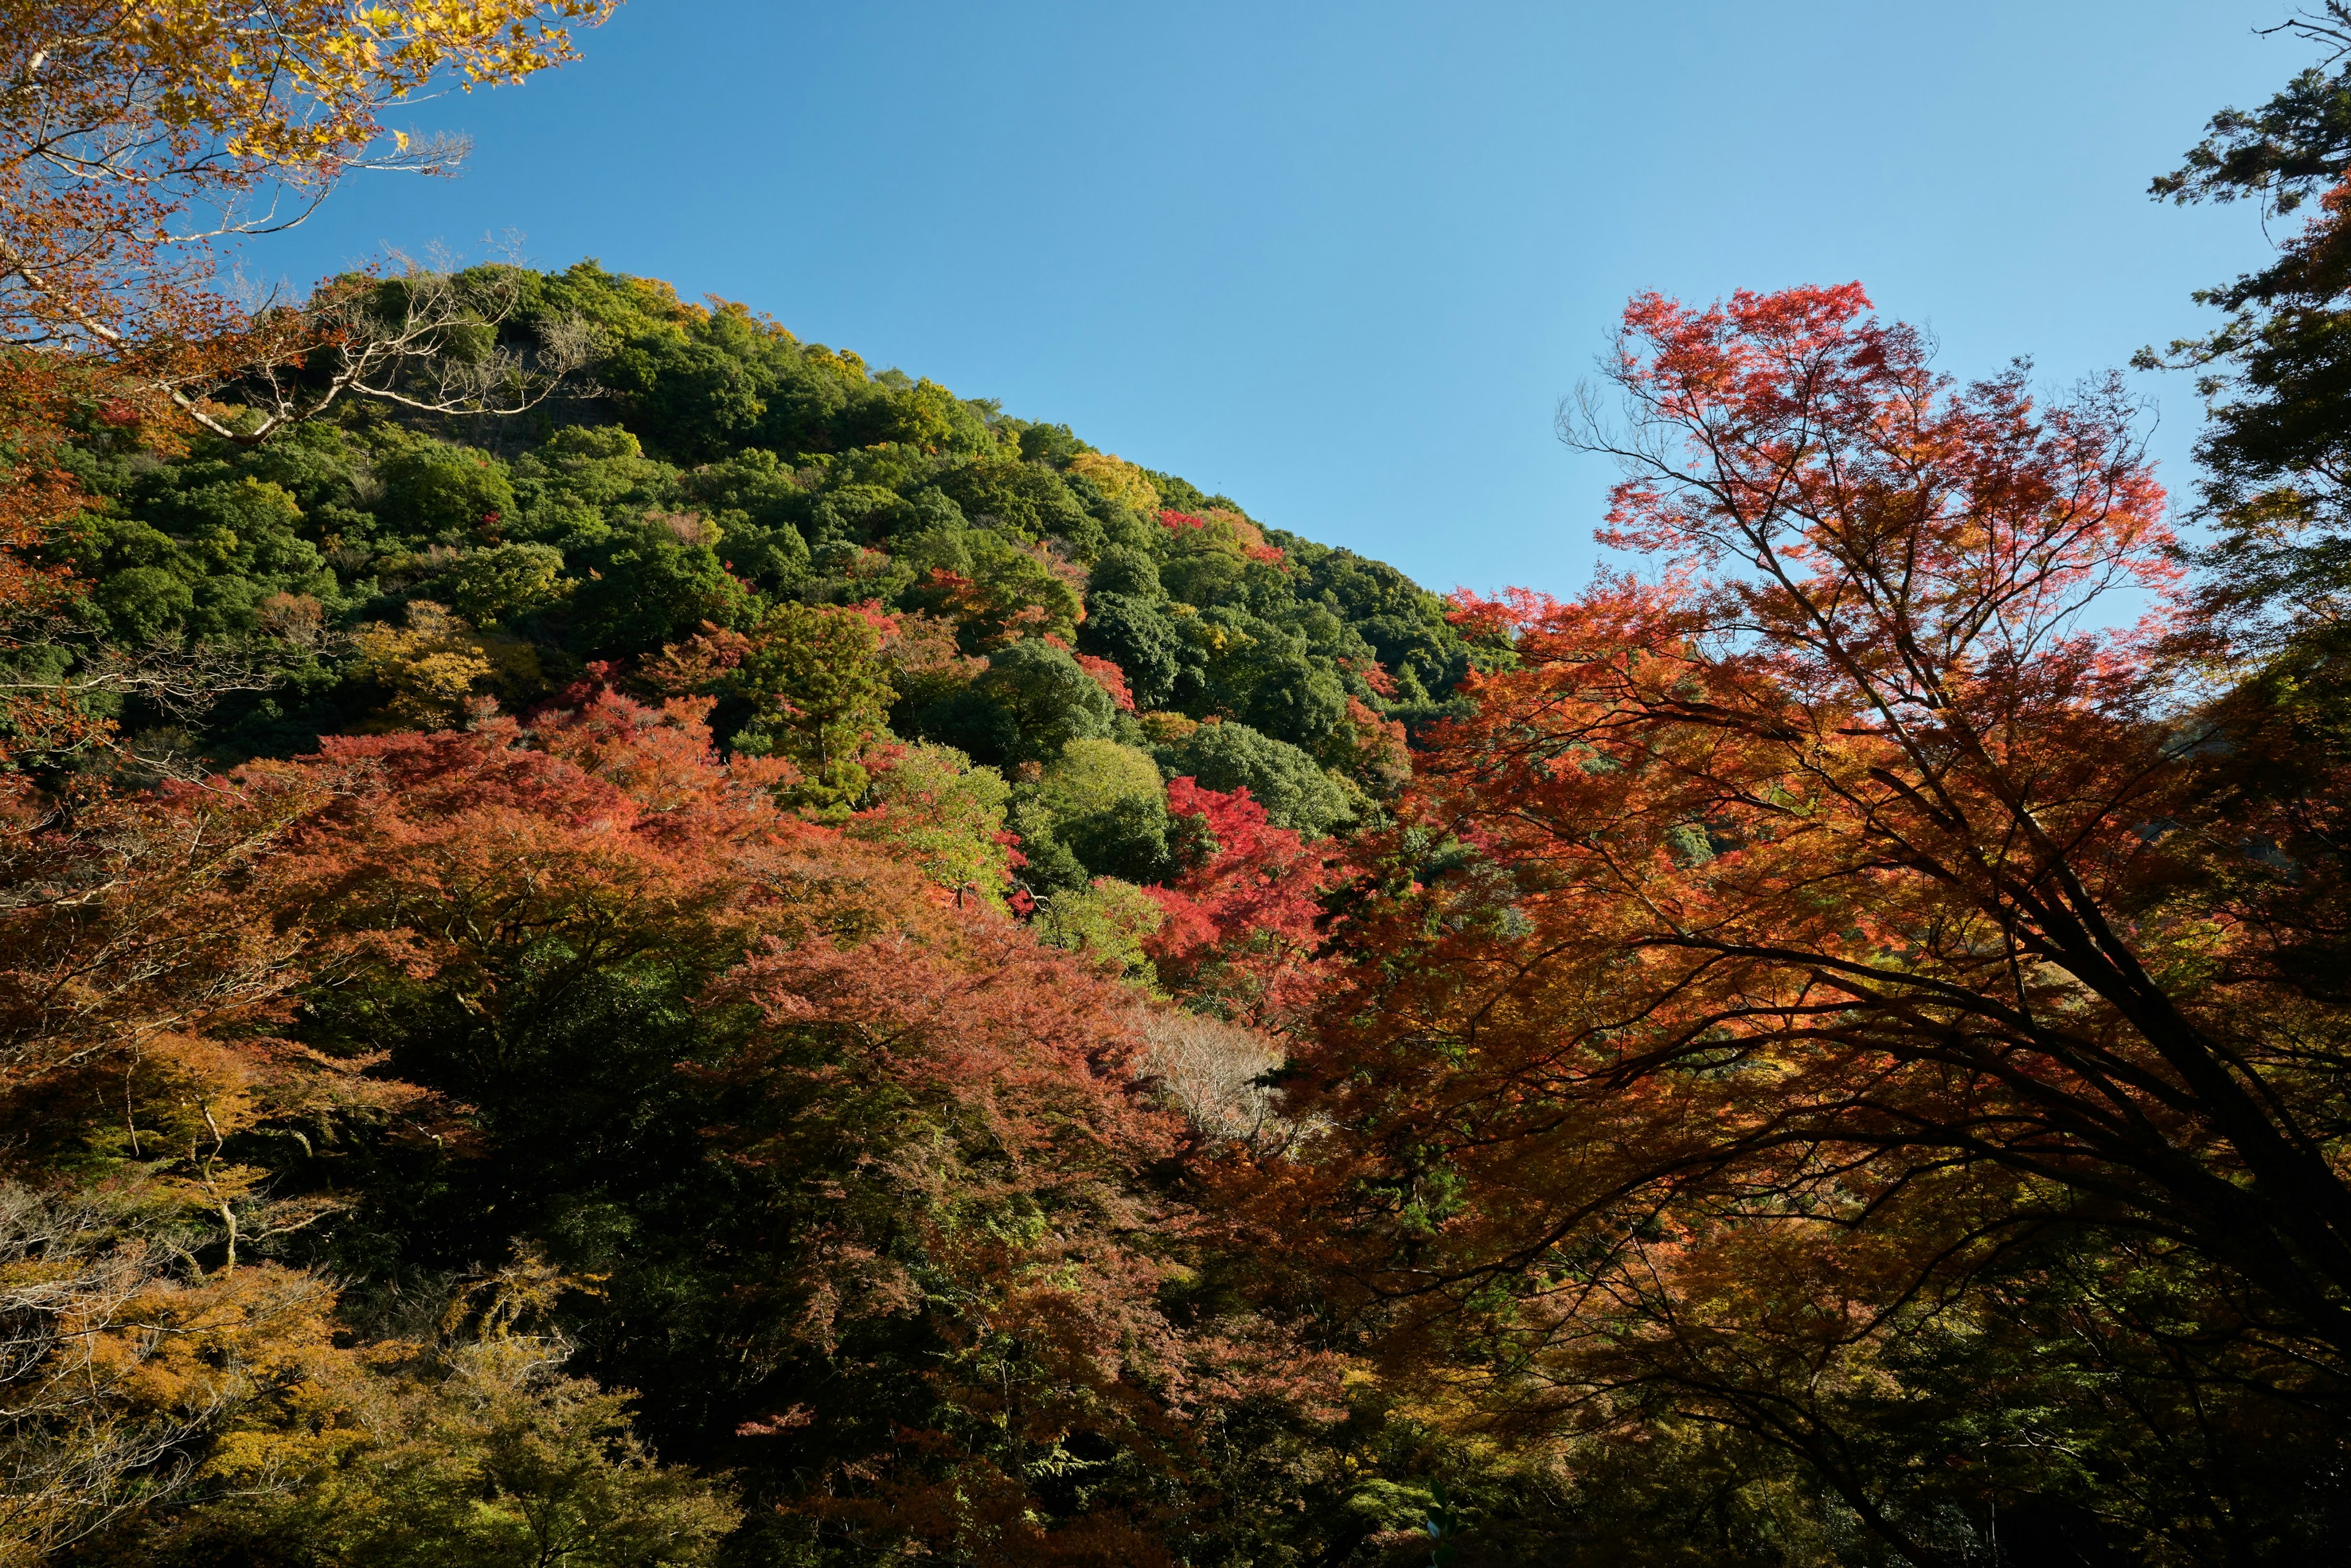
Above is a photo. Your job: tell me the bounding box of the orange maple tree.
[1275,283,2351,1562]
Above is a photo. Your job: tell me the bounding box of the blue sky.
[263,0,2296,596]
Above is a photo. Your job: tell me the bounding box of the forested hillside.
[13,4,2351,1567]
[50,258,1485,883]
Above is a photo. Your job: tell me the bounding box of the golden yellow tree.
[1066,450,1160,516]
[2,0,615,403]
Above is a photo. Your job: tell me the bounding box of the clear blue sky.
[261,0,2296,596]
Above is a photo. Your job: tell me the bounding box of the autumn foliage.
[1262,283,2351,1563]
[0,687,1353,1562]
[1,0,612,426]
[1146,775,1337,1028]
[25,6,2351,1559]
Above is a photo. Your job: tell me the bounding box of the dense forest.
[46,255,1484,904]
[12,4,2351,1566]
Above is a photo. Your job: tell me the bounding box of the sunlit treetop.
[2,0,618,359]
